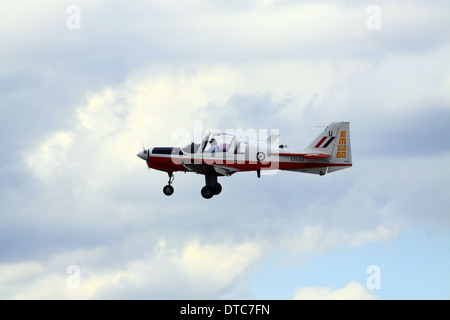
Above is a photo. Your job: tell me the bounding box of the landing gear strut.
[163,172,174,196]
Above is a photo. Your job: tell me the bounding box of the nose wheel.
[163,184,174,196]
[163,172,175,196]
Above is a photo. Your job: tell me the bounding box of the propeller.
[137,141,150,162]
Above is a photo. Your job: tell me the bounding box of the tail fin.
[306,122,352,173]
[328,122,352,172]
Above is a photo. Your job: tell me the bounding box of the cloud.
[279,224,399,255]
[0,239,261,299]
[1,0,449,299]
[19,55,448,252]
[94,239,261,299]
[293,281,379,300]
[25,131,73,180]
[6,57,449,298]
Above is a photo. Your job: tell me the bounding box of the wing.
[181,162,240,176]
[211,164,240,176]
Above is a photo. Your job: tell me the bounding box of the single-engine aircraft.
[137,122,352,199]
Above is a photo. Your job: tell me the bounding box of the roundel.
[256,152,265,161]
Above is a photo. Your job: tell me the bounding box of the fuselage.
[138,132,350,176]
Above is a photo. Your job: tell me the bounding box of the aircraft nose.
[137,149,149,160]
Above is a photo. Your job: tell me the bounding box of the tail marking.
[336,131,347,158]
[314,137,327,148]
[315,136,335,148]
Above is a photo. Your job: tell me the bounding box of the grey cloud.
[353,108,450,157]
[205,93,291,131]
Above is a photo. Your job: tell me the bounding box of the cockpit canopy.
[181,132,236,154]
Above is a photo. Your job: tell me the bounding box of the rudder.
[305,122,352,174]
[328,122,352,173]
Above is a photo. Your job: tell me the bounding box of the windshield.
[181,135,207,154]
[203,133,235,153]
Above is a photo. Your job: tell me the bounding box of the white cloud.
[179,240,261,289]
[0,240,261,299]
[25,131,73,180]
[293,281,379,300]
[279,224,399,255]
[349,44,450,114]
[0,247,113,299]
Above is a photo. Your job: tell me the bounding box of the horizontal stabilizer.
[271,152,305,157]
[303,153,330,159]
[271,152,329,159]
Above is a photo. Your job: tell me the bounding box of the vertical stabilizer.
[305,122,352,173]
[328,122,352,172]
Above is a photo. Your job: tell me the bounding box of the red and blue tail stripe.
[315,136,335,148]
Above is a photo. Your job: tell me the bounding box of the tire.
[201,186,214,199]
[213,183,222,195]
[163,185,174,196]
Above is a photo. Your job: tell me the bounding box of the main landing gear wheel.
[163,185,174,196]
[214,183,222,195]
[201,186,214,199]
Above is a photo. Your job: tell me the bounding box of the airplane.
[137,122,352,199]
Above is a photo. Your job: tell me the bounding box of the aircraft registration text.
[290,156,304,162]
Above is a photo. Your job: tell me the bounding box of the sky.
[0,0,449,299]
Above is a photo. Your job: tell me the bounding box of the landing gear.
[161,172,223,199]
[201,186,214,199]
[163,184,174,196]
[163,172,175,196]
[213,183,222,195]
[201,174,221,199]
